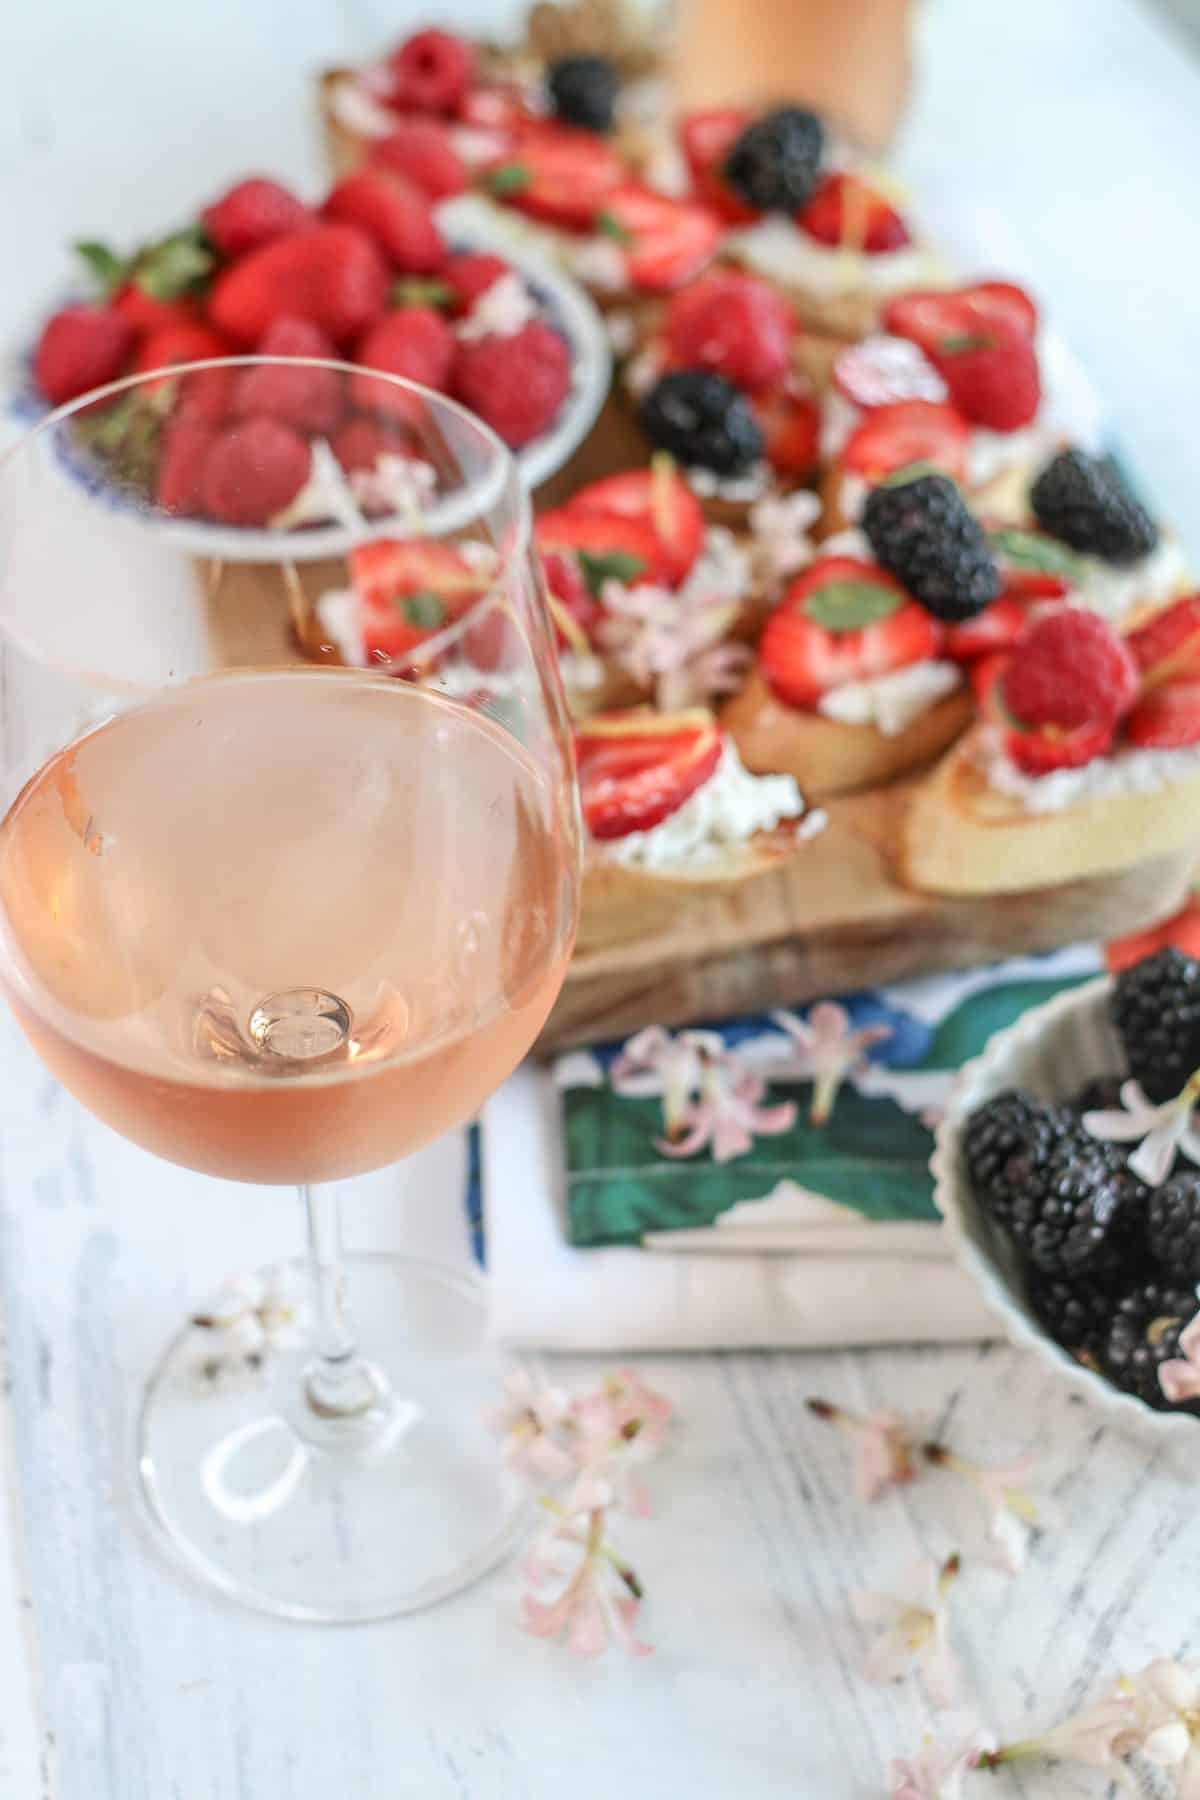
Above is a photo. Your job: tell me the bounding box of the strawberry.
[840,400,969,483]
[1107,895,1200,972]
[484,127,625,228]
[34,304,134,405]
[349,538,487,663]
[986,525,1082,600]
[155,417,216,515]
[385,29,474,115]
[575,711,724,839]
[832,335,948,412]
[943,595,1027,662]
[207,224,389,347]
[1005,718,1115,774]
[663,270,793,391]
[1004,609,1139,730]
[969,649,1013,715]
[350,306,456,419]
[453,320,570,449]
[132,323,230,375]
[442,250,510,315]
[231,317,343,435]
[536,507,670,595]
[542,550,600,649]
[174,364,237,424]
[112,286,201,337]
[565,459,705,587]
[752,386,821,477]
[201,177,312,260]
[929,313,1040,431]
[1125,678,1200,750]
[369,117,468,199]
[1127,593,1200,688]
[884,280,1038,355]
[967,279,1038,338]
[455,81,532,147]
[329,415,408,474]
[200,417,312,527]
[593,185,722,292]
[678,108,757,223]
[323,169,446,275]
[759,556,940,708]
[796,172,911,252]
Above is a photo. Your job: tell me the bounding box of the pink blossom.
[595,578,750,709]
[806,1398,923,1502]
[612,1026,795,1163]
[1083,1075,1200,1187]
[852,1555,962,1709]
[980,1674,1161,1788]
[485,1369,578,1482]
[887,1721,992,1799]
[924,1444,1061,1575]
[611,1025,714,1139]
[572,1369,674,1516]
[1158,1309,1200,1405]
[521,1474,652,1658]
[769,1002,892,1125]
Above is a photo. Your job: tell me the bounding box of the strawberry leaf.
[802,578,903,632]
[486,164,529,195]
[392,278,455,310]
[74,240,129,296]
[396,590,447,628]
[937,330,993,354]
[989,527,1085,581]
[577,548,646,596]
[135,227,216,299]
[596,209,634,245]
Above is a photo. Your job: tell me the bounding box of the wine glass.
[0,360,581,1621]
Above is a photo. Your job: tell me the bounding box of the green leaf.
[134,226,215,299]
[879,459,947,489]
[392,278,455,310]
[988,527,1085,581]
[937,329,992,354]
[596,209,634,246]
[577,548,646,596]
[486,163,529,195]
[397,589,446,628]
[74,239,128,296]
[803,577,902,632]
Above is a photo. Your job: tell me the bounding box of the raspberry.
[931,315,1041,431]
[351,306,455,420]
[323,170,446,275]
[201,177,311,260]
[663,271,793,392]
[1004,609,1139,731]
[329,416,408,474]
[386,29,474,115]
[1111,946,1200,1104]
[200,417,311,527]
[369,118,468,200]
[452,320,570,449]
[34,304,134,405]
[232,317,343,435]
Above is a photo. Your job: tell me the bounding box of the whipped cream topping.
[601,739,818,870]
[315,589,367,666]
[456,271,539,342]
[566,236,629,293]
[727,217,938,300]
[623,344,664,399]
[817,659,962,737]
[821,337,949,460]
[748,490,821,584]
[448,123,513,167]
[830,470,871,525]
[686,461,773,504]
[965,418,1065,490]
[1071,535,1187,623]
[978,723,1200,814]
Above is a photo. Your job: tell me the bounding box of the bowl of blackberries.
[934,946,1200,1436]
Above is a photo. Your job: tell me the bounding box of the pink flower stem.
[809,1067,844,1127]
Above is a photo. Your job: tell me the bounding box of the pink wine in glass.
[0,671,573,1184]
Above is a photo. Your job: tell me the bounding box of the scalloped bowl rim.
[932,973,1200,1441]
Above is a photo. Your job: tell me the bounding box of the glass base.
[137,1254,527,1623]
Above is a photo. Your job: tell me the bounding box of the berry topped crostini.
[575,706,825,949]
[903,590,1200,894]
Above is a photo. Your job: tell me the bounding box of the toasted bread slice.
[578,818,811,951]
[902,726,1200,895]
[721,666,973,798]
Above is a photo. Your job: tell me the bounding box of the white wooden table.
[2,1,1200,1794]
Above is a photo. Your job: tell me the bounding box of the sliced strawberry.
[883,290,977,356]
[349,538,488,663]
[929,314,1040,432]
[752,386,821,478]
[1005,717,1115,774]
[796,172,911,253]
[541,550,601,650]
[943,595,1027,662]
[484,127,625,229]
[594,185,722,293]
[1127,594,1200,688]
[575,711,723,839]
[1125,678,1200,750]
[535,508,670,595]
[832,335,947,412]
[759,556,940,708]
[966,279,1038,338]
[840,400,969,484]
[969,650,1013,716]
[678,107,757,223]
[455,81,533,149]
[987,526,1082,600]
[564,460,705,586]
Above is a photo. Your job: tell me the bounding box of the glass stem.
[300,1183,382,1420]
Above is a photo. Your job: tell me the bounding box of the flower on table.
[486,1369,578,1482]
[806,1398,923,1503]
[572,1368,674,1517]
[886,1719,993,1799]
[612,1025,796,1163]
[521,1473,652,1657]
[191,1263,308,1380]
[924,1443,1062,1575]
[769,1001,892,1125]
[977,1662,1189,1789]
[1158,1308,1200,1405]
[1129,1658,1200,1790]
[1083,1074,1200,1187]
[852,1555,963,1709]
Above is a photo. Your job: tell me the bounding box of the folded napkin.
[483,945,1103,1351]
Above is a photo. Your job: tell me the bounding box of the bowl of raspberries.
[934,946,1200,1436]
[13,174,610,561]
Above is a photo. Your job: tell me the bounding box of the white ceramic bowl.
[933,974,1200,1443]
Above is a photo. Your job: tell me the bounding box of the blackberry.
[1003,1118,1138,1279]
[862,473,1000,620]
[723,107,825,212]
[1147,1173,1200,1281]
[1030,449,1159,565]
[638,370,764,476]
[1111,946,1200,1103]
[963,1089,1061,1227]
[1029,1270,1116,1359]
[1068,1075,1126,1116]
[546,55,618,132]
[1100,1279,1200,1410]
